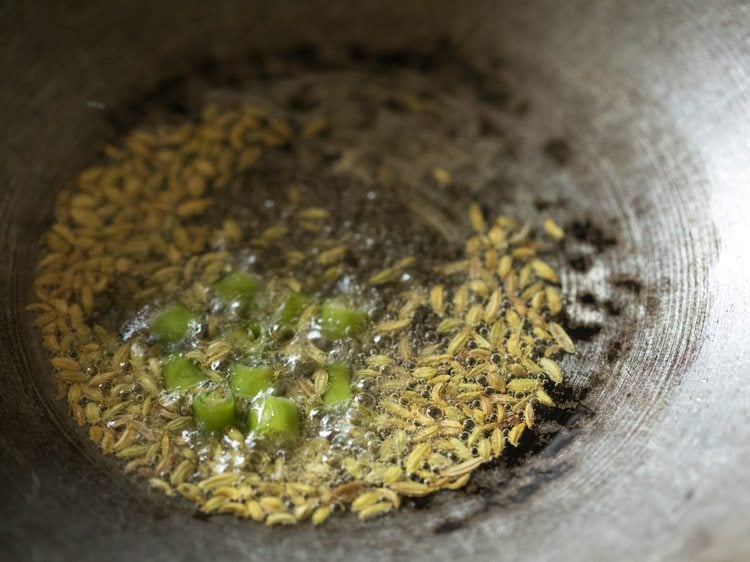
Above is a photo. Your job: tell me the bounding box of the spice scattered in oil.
[30,101,574,525]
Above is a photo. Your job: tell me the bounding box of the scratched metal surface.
[1,2,749,561]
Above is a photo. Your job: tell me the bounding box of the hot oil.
[158,175,469,487]
[32,45,583,524]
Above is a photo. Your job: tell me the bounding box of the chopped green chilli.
[151,304,198,342]
[319,300,369,340]
[323,362,352,406]
[214,271,259,304]
[193,386,236,433]
[162,355,206,392]
[248,396,301,437]
[229,364,274,398]
[277,292,312,325]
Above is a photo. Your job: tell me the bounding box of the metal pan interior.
[1,2,748,561]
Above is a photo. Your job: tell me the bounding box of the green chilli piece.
[193,385,236,434]
[162,355,206,392]
[214,270,259,305]
[229,364,274,398]
[151,303,199,342]
[277,292,312,325]
[248,396,301,438]
[323,362,352,406]
[274,292,312,339]
[319,299,369,340]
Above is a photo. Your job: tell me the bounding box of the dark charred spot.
[464,482,480,495]
[286,84,320,111]
[561,311,602,341]
[646,294,660,315]
[348,43,368,62]
[569,218,617,252]
[603,299,621,316]
[374,49,416,68]
[286,43,321,66]
[543,138,572,166]
[346,42,445,73]
[612,276,643,295]
[579,292,597,305]
[477,81,511,108]
[433,519,466,534]
[565,322,602,341]
[192,510,210,521]
[194,55,219,79]
[607,340,622,363]
[103,75,189,135]
[478,116,504,137]
[405,495,433,510]
[567,253,592,273]
[514,99,531,116]
[540,430,578,459]
[384,96,407,112]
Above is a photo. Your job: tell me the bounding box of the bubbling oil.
[122,177,466,490]
[32,55,574,523]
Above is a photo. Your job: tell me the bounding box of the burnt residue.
[286,83,320,112]
[383,96,409,113]
[351,37,513,108]
[101,35,528,154]
[349,41,442,72]
[544,381,595,418]
[194,54,255,89]
[471,73,512,108]
[433,518,466,535]
[345,38,520,111]
[513,99,531,117]
[481,173,518,205]
[505,465,571,505]
[246,51,273,81]
[478,116,504,137]
[603,299,621,316]
[536,196,569,212]
[103,75,190,137]
[612,276,643,295]
[543,138,572,166]
[377,49,436,73]
[561,218,617,275]
[645,294,660,316]
[192,510,210,522]
[569,218,617,252]
[426,378,594,535]
[561,311,602,342]
[579,292,597,305]
[194,55,219,79]
[540,429,581,459]
[347,36,450,73]
[404,495,434,511]
[429,459,576,535]
[347,43,368,63]
[285,42,322,66]
[606,340,622,363]
[567,253,593,273]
